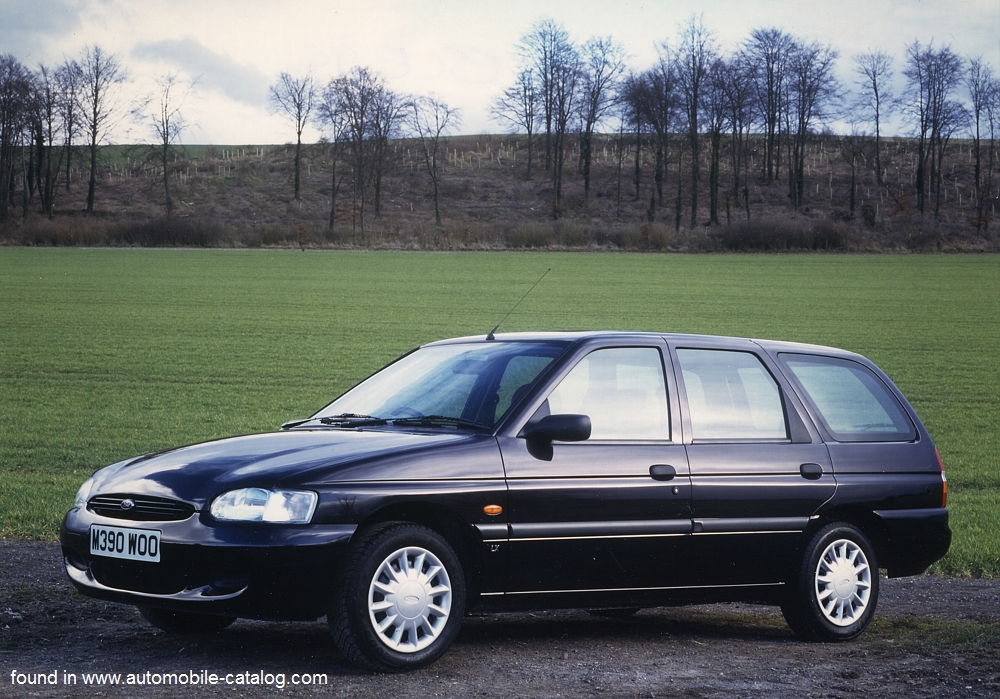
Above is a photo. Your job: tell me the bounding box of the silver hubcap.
[814,538,872,626]
[368,546,452,653]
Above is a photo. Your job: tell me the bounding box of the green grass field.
[1,249,998,576]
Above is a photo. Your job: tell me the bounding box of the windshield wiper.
[390,415,491,431]
[315,413,490,431]
[281,418,314,429]
[319,413,388,427]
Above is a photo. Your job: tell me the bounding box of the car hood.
[90,429,471,504]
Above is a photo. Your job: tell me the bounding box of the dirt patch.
[2,540,998,698]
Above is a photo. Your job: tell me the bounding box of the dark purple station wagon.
[62,332,951,670]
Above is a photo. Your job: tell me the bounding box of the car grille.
[88,494,196,521]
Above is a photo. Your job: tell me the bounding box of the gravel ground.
[2,540,998,698]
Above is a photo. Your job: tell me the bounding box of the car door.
[497,339,694,595]
[671,341,837,587]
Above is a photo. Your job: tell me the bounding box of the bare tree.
[269,72,315,201]
[787,40,839,209]
[836,123,871,219]
[676,15,718,226]
[552,59,579,215]
[334,68,375,236]
[0,54,32,223]
[966,57,999,233]
[635,49,680,219]
[78,46,128,214]
[31,64,66,217]
[853,50,893,186]
[985,73,1000,234]
[611,89,632,218]
[577,36,626,202]
[703,58,728,225]
[143,73,195,217]
[54,59,82,193]
[903,41,963,215]
[718,53,755,221]
[518,18,575,173]
[491,68,539,179]
[314,78,351,232]
[744,28,794,184]
[369,83,407,219]
[331,67,406,236]
[618,73,647,206]
[410,96,460,225]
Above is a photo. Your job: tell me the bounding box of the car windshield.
[313,341,568,429]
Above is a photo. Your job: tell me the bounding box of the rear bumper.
[60,507,356,621]
[874,508,951,578]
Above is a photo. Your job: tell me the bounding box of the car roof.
[424,331,862,360]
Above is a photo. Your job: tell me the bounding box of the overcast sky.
[3,0,999,144]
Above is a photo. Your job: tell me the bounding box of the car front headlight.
[210,488,318,523]
[74,477,95,509]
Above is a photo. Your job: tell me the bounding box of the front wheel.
[330,523,466,671]
[781,522,879,641]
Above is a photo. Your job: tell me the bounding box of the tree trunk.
[633,134,642,201]
[689,129,699,228]
[294,136,302,200]
[674,147,684,232]
[328,153,337,231]
[86,137,97,213]
[163,142,172,217]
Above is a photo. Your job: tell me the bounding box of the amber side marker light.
[483,504,503,516]
[936,447,948,508]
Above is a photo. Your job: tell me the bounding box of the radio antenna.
[486,268,551,341]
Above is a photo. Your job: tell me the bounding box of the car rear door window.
[675,349,787,441]
[778,353,916,442]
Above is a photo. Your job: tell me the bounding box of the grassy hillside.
[4,134,998,251]
[1,248,998,577]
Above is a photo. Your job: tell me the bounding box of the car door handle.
[650,464,676,481]
[799,463,824,480]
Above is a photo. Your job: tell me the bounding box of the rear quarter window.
[777,353,916,442]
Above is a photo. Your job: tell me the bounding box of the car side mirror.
[519,414,592,444]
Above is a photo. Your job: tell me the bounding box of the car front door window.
[546,347,670,441]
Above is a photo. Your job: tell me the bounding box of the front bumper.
[61,506,356,621]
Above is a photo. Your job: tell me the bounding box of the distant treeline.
[1,16,998,248]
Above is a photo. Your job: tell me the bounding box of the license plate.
[90,524,161,562]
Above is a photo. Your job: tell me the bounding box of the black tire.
[329,522,466,672]
[781,522,879,641]
[138,606,236,634]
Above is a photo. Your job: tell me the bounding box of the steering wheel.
[392,406,425,418]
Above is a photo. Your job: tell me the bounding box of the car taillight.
[936,447,948,508]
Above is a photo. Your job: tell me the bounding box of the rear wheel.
[330,523,466,671]
[781,522,879,641]
[138,606,236,634]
